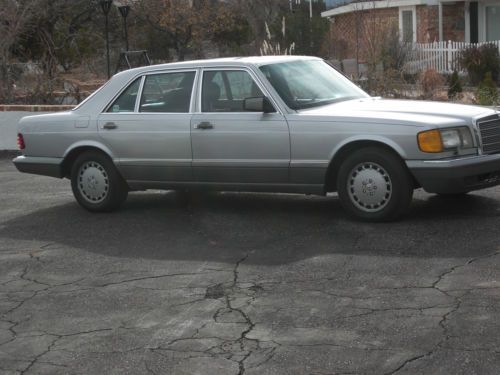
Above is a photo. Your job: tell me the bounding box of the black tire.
[70,150,128,212]
[336,147,414,222]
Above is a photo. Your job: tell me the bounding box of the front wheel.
[70,151,128,212]
[336,147,413,222]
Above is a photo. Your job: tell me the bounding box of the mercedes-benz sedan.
[13,56,500,221]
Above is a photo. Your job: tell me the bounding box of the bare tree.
[0,0,38,102]
[135,0,236,61]
[233,0,288,54]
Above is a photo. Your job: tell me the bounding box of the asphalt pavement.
[1,155,500,374]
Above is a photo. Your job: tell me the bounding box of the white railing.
[404,40,500,74]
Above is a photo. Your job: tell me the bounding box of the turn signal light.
[417,130,443,153]
[17,133,25,150]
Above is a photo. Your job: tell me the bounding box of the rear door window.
[139,71,196,113]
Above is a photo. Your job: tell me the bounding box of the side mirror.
[243,96,275,113]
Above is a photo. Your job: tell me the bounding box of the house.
[321,0,500,61]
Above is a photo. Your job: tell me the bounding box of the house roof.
[321,0,438,17]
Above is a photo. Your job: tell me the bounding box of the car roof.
[117,55,322,77]
[74,56,322,113]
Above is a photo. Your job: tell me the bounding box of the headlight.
[418,127,474,153]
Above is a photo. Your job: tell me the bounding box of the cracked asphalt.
[1,155,500,374]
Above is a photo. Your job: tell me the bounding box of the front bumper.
[13,156,64,178]
[407,154,500,194]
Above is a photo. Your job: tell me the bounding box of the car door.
[97,70,197,183]
[191,68,290,184]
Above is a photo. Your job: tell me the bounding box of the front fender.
[329,135,408,161]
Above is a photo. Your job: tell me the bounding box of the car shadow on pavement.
[1,190,499,265]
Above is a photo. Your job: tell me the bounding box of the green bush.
[476,72,498,105]
[448,70,463,99]
[459,43,500,85]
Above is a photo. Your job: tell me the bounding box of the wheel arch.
[61,142,115,178]
[324,138,415,192]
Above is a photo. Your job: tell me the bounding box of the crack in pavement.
[2,222,500,375]
[96,271,226,288]
[384,250,500,375]
[13,328,114,374]
[146,252,277,375]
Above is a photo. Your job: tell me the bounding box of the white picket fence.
[404,40,500,74]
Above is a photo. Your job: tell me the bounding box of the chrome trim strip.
[476,113,500,155]
[290,160,329,168]
[118,158,191,166]
[134,75,146,113]
[190,69,200,113]
[406,153,500,166]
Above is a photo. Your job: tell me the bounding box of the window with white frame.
[485,5,500,41]
[399,6,416,43]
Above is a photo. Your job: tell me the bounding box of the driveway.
[0,155,499,374]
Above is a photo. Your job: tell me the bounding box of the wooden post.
[446,40,453,72]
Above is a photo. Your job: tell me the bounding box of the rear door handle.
[103,122,117,130]
[195,122,213,130]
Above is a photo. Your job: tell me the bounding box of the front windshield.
[259,60,369,110]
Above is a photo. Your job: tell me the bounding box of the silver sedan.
[13,56,500,221]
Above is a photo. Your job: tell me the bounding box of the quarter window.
[140,72,195,113]
[201,70,264,112]
[107,77,141,113]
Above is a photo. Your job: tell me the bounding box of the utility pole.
[118,5,131,51]
[309,0,313,54]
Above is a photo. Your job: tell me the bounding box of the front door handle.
[195,122,213,130]
[103,122,117,130]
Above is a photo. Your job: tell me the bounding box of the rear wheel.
[337,147,413,221]
[70,151,128,212]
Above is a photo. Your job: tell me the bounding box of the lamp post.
[118,5,131,51]
[100,0,113,78]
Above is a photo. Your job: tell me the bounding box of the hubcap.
[77,161,109,204]
[347,162,392,213]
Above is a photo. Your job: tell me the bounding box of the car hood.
[298,98,496,127]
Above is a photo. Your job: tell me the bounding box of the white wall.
[0,112,48,150]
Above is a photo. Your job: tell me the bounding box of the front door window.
[201,70,264,112]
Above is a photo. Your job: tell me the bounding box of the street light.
[117,5,131,52]
[100,0,113,79]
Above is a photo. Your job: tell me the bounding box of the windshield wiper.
[296,96,361,109]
